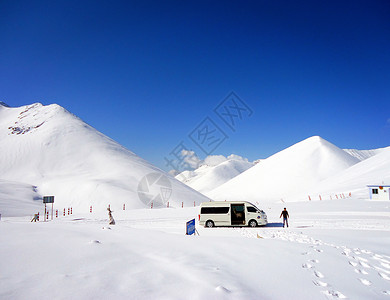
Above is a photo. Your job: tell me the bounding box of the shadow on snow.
[265,222,284,228]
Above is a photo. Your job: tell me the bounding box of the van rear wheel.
[248,220,258,227]
[205,220,214,228]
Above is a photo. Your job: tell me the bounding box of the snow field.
[1,197,390,300]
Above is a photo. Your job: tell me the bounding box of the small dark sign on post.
[43,196,55,221]
[186,219,196,235]
[43,196,55,203]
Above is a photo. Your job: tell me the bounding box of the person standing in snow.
[280,208,289,228]
[107,207,115,225]
[31,213,39,222]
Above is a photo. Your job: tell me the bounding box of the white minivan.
[199,201,268,227]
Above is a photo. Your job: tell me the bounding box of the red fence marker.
[37,212,40,221]
[71,207,73,214]
[308,195,311,201]
[90,206,92,213]
[63,208,66,216]
[56,210,58,218]
[123,204,125,210]
[182,202,183,208]
[319,195,322,201]
[151,202,153,209]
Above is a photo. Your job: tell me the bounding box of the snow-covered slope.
[343,148,384,161]
[307,146,390,199]
[208,136,360,202]
[175,158,253,194]
[0,179,42,217]
[0,103,209,214]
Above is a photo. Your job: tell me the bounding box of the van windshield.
[248,202,260,212]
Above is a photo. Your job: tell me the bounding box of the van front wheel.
[248,220,258,227]
[205,220,214,228]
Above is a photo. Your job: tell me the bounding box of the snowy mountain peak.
[1,103,73,136]
[0,102,209,215]
[208,136,360,202]
[175,154,254,194]
[300,135,334,147]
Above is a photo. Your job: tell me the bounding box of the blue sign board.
[186,219,195,235]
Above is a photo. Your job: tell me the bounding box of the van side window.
[201,207,230,214]
[372,189,379,194]
[247,206,257,213]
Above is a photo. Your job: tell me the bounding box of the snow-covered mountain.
[307,145,390,199]
[207,136,360,202]
[0,103,209,215]
[0,179,41,217]
[175,156,254,194]
[343,148,385,161]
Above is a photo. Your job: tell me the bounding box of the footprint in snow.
[358,278,372,286]
[359,261,371,269]
[353,256,369,262]
[302,263,313,269]
[341,251,351,257]
[322,290,347,299]
[349,261,358,267]
[309,259,319,263]
[383,290,390,296]
[379,272,390,281]
[215,286,231,294]
[314,271,324,278]
[373,254,390,263]
[374,256,390,264]
[354,269,368,275]
[89,240,101,244]
[314,249,323,253]
[313,280,328,287]
[373,265,390,274]
[381,262,390,269]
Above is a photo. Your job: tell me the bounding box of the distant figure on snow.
[280,208,289,228]
[31,213,39,222]
[107,207,115,225]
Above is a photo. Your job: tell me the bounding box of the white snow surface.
[0,179,41,217]
[305,145,390,200]
[175,158,253,194]
[208,136,360,202]
[0,103,209,214]
[343,148,385,161]
[1,198,390,300]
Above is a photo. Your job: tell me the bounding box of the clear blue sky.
[1,0,389,171]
